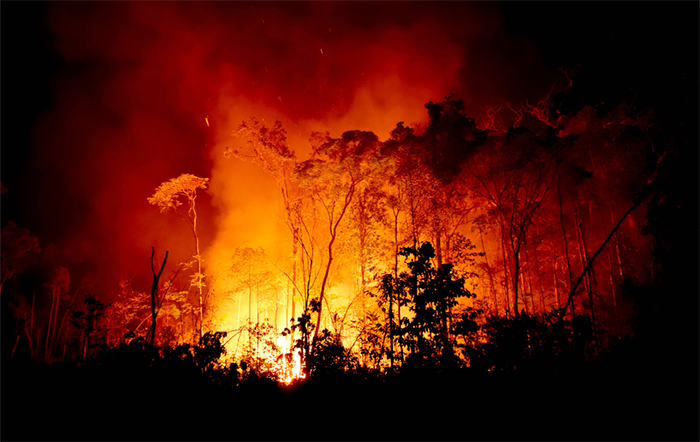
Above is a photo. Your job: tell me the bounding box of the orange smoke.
[29,2,560,340]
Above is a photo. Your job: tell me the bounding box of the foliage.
[69,293,109,359]
[227,117,295,175]
[309,329,358,376]
[227,247,279,319]
[5,22,697,439]
[92,329,233,386]
[238,321,283,381]
[147,173,209,213]
[374,242,476,369]
[422,94,489,184]
[195,331,227,372]
[148,173,209,340]
[283,299,318,375]
[464,312,595,373]
[351,310,386,370]
[102,279,151,343]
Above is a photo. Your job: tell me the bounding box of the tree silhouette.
[376,242,475,368]
[148,247,168,346]
[69,293,108,360]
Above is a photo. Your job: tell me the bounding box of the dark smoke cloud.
[6,2,560,295]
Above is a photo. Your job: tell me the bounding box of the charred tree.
[149,247,168,346]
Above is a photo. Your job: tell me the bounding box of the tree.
[227,118,305,355]
[148,173,209,339]
[103,278,151,345]
[466,129,560,317]
[381,122,436,362]
[376,242,476,368]
[299,130,382,345]
[227,247,276,350]
[148,247,168,346]
[422,95,488,185]
[69,293,109,360]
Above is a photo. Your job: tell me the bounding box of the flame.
[275,334,305,384]
[220,324,305,384]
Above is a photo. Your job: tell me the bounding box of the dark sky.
[1,1,697,294]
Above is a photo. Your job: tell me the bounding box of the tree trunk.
[389,208,400,368]
[150,247,168,347]
[479,229,499,316]
[313,183,356,344]
[513,242,521,317]
[557,186,651,323]
[557,172,576,319]
[500,224,511,319]
[574,209,597,337]
[553,260,561,311]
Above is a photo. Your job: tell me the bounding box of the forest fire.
[2,2,697,441]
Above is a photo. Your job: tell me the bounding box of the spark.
[320,48,323,54]
[205,116,209,127]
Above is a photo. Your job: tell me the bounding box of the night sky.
[2,1,697,294]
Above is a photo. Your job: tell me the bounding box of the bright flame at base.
[276,335,305,384]
[220,326,306,385]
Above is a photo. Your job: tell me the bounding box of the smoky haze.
[8,2,558,297]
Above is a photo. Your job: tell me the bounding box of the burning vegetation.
[2,2,697,440]
[5,91,697,439]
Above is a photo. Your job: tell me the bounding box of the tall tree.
[148,173,209,339]
[466,129,559,317]
[299,130,381,345]
[227,119,305,346]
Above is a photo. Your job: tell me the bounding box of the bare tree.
[148,247,168,346]
[467,131,558,317]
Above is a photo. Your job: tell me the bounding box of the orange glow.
[17,2,655,372]
[276,335,305,384]
[198,2,473,350]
